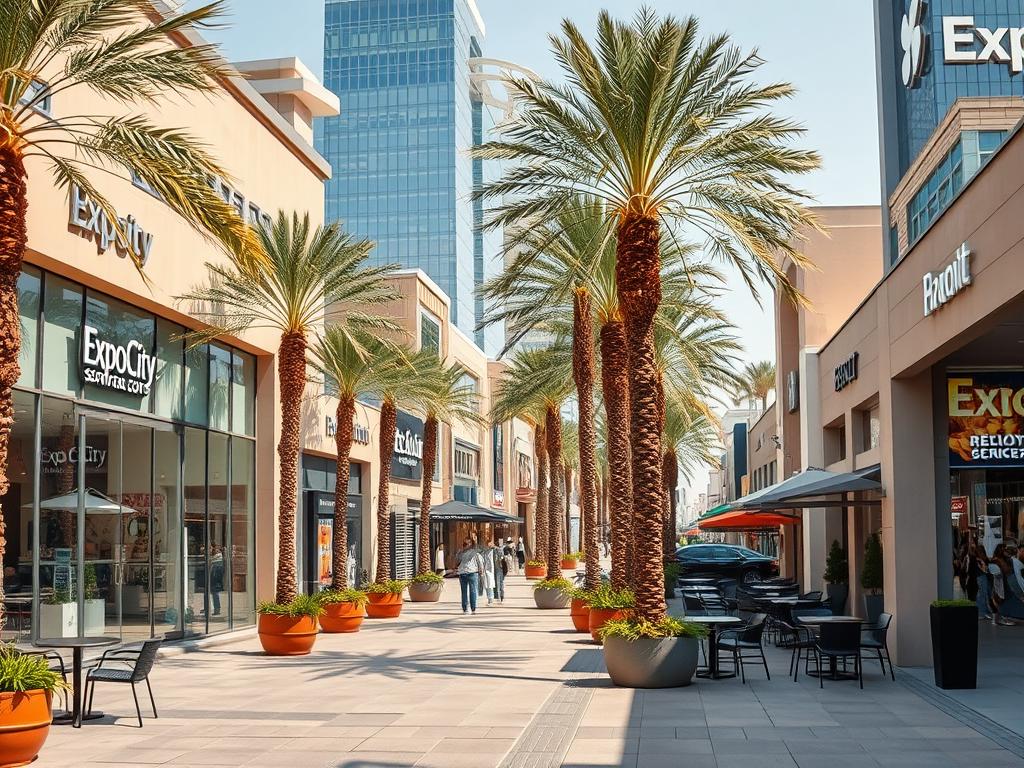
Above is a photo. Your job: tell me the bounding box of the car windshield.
[736,548,766,559]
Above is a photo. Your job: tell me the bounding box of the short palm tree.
[0,0,262,622]
[310,328,408,590]
[415,361,484,576]
[662,397,719,555]
[474,9,820,620]
[731,360,777,411]
[182,212,397,603]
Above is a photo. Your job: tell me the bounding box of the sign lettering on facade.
[69,185,154,265]
[948,373,1024,467]
[834,353,859,392]
[325,415,370,445]
[924,243,971,317]
[81,325,156,396]
[492,425,504,508]
[391,410,424,481]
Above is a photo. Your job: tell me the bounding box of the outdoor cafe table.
[793,616,861,680]
[692,615,743,680]
[35,636,118,727]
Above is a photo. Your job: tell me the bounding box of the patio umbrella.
[25,489,137,515]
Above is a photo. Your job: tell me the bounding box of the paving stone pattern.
[31,576,1024,768]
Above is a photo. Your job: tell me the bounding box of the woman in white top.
[434,545,446,575]
[482,543,496,604]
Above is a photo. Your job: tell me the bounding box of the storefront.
[300,454,364,591]
[5,267,257,642]
[429,500,523,572]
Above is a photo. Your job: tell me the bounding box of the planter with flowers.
[561,551,583,570]
[256,594,324,656]
[408,572,445,602]
[318,589,368,633]
[0,645,70,768]
[568,588,593,632]
[533,576,573,609]
[588,585,635,642]
[525,561,547,580]
[599,616,708,688]
[364,580,408,618]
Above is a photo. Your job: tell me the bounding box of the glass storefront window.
[231,352,255,436]
[1,391,36,643]
[231,438,255,627]
[42,276,82,397]
[183,427,206,637]
[184,345,208,426]
[207,433,229,632]
[83,293,155,412]
[17,267,40,389]
[154,319,184,420]
[153,428,182,638]
[209,345,231,432]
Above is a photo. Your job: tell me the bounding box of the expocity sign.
[69,185,154,265]
[901,0,1024,88]
[923,243,971,317]
[81,325,156,396]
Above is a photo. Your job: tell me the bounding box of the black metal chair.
[799,591,823,601]
[814,622,863,689]
[718,613,770,683]
[85,639,162,727]
[698,594,735,616]
[776,621,817,681]
[861,612,895,681]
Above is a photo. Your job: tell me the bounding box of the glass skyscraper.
[319,0,504,353]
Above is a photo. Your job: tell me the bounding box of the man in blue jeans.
[455,538,484,614]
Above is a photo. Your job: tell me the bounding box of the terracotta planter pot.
[0,690,52,768]
[570,598,591,632]
[560,559,578,570]
[408,581,444,602]
[603,636,699,688]
[589,608,628,642]
[533,586,571,609]
[319,602,365,633]
[366,591,404,618]
[257,614,319,656]
[525,564,547,580]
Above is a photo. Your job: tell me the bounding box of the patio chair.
[776,621,816,681]
[698,594,736,616]
[861,612,895,681]
[813,622,863,689]
[799,591,823,601]
[718,613,770,683]
[85,639,162,727]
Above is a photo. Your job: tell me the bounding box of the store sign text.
[394,429,423,466]
[834,353,859,392]
[69,185,154,265]
[944,17,1024,74]
[391,410,425,482]
[325,416,370,445]
[81,325,156,396]
[948,374,1024,467]
[923,243,971,317]
[40,445,107,474]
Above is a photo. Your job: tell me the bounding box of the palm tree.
[0,0,262,622]
[662,397,719,555]
[474,9,820,620]
[310,328,408,589]
[560,418,579,560]
[415,361,484,575]
[731,360,777,411]
[182,212,397,603]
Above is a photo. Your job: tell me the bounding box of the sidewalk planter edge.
[930,604,978,689]
[0,690,53,768]
[570,598,591,632]
[366,591,404,618]
[603,636,699,688]
[319,602,365,633]
[408,582,444,603]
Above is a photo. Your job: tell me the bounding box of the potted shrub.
[0,645,69,768]
[364,580,408,618]
[930,599,977,689]
[568,588,593,632]
[83,564,105,636]
[121,568,148,617]
[408,572,445,603]
[599,616,708,688]
[664,561,683,600]
[588,585,635,642]
[533,576,572,609]
[861,533,884,624]
[39,589,75,638]
[318,589,368,633]
[560,551,583,570]
[823,540,849,614]
[524,560,547,580]
[256,594,324,656]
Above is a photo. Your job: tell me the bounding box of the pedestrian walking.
[455,538,485,614]
[516,536,526,570]
[434,544,446,576]
[482,541,496,604]
[493,541,507,602]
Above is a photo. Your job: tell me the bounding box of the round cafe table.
[35,636,119,728]
[691,615,742,679]
[793,616,861,680]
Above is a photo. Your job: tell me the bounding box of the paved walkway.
[31,576,1024,768]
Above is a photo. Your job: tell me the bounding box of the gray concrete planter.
[533,586,571,609]
[408,581,444,602]
[603,635,699,688]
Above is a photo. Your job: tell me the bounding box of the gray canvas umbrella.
[733,469,882,510]
[25,489,137,515]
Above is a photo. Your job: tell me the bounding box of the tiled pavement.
[31,576,1024,768]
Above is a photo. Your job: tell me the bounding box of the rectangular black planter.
[930,604,978,690]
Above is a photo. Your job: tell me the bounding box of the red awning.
[698,509,800,532]
[683,528,701,536]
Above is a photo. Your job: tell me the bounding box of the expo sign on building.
[948,373,1024,467]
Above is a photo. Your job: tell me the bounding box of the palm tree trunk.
[616,212,665,621]
[665,450,679,554]
[661,450,674,557]
[573,291,601,590]
[534,423,548,565]
[331,395,355,590]
[600,320,632,590]
[655,374,669,559]
[545,406,563,576]
[375,399,398,582]
[418,416,439,576]
[0,144,27,626]
[564,464,571,554]
[276,330,307,603]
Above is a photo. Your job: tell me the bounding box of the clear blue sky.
[208,0,881,508]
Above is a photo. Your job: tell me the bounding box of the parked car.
[674,544,779,583]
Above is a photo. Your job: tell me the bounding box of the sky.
[207,0,881,512]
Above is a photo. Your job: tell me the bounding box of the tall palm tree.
[183,212,397,603]
[662,397,719,555]
[560,418,579,559]
[309,328,408,589]
[731,360,777,411]
[0,0,262,622]
[415,361,483,576]
[474,9,819,620]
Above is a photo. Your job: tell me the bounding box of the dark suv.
[674,544,778,583]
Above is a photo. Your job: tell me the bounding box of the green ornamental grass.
[364,580,408,594]
[0,645,71,695]
[257,593,325,618]
[587,584,635,610]
[597,616,708,642]
[534,576,573,592]
[411,572,445,584]
[317,589,369,607]
[931,599,975,608]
